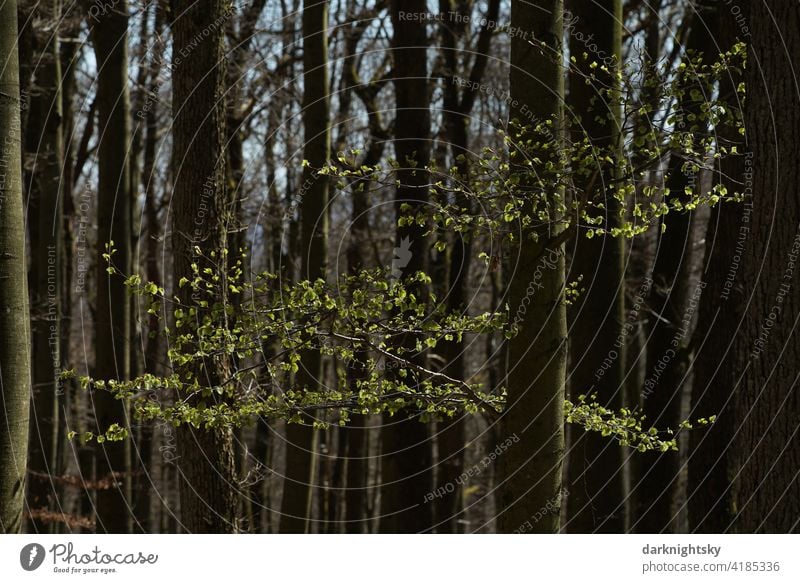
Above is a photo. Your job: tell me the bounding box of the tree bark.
[131,1,166,533]
[340,11,387,532]
[730,0,800,533]
[59,8,94,532]
[564,0,626,533]
[434,0,500,533]
[25,0,64,533]
[279,0,331,534]
[497,0,567,535]
[633,5,717,533]
[90,2,132,534]
[0,0,32,534]
[378,0,434,534]
[687,5,743,534]
[170,0,239,533]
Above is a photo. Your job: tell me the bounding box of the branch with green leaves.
[66,247,711,453]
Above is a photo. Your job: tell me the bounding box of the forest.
[0,0,797,535]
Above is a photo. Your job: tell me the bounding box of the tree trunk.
[338,15,389,531]
[25,0,64,533]
[0,0,32,533]
[633,6,717,533]
[434,0,500,533]
[687,5,742,534]
[90,3,132,534]
[279,0,331,534]
[497,0,567,535]
[170,0,239,533]
[378,0,434,534]
[130,1,166,533]
[342,118,382,534]
[58,9,82,534]
[564,0,626,533]
[730,0,800,533]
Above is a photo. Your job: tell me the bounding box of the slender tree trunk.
[688,190,740,532]
[127,1,148,534]
[130,1,166,533]
[378,0,434,534]
[279,0,331,534]
[339,18,389,530]
[170,0,239,533]
[225,0,266,255]
[687,5,742,534]
[730,0,800,533]
[564,0,626,533]
[434,0,500,533]
[16,1,35,137]
[25,0,64,533]
[342,132,380,534]
[58,10,81,534]
[251,105,281,536]
[0,0,32,533]
[62,36,99,527]
[91,3,132,534]
[633,7,717,533]
[224,0,267,533]
[497,0,567,535]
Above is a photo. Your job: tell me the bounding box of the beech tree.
[3,0,771,537]
[634,3,720,534]
[378,0,434,534]
[24,0,65,531]
[730,0,800,533]
[564,0,626,533]
[435,0,501,533]
[90,1,133,533]
[688,3,743,534]
[497,0,567,535]
[169,0,239,533]
[280,0,331,534]
[0,0,32,534]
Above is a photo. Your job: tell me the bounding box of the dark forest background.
[0,0,798,534]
